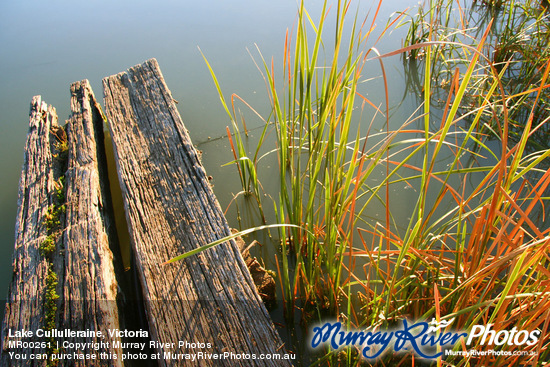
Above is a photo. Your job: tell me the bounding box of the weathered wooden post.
[1,82,125,366]
[57,81,124,365]
[1,96,59,366]
[103,58,291,366]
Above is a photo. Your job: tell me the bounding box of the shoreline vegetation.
[172,0,550,365]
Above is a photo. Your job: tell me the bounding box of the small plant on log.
[39,127,68,366]
[39,234,56,256]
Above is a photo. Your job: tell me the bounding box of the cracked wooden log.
[1,97,58,366]
[103,58,290,366]
[58,80,123,365]
[1,82,124,366]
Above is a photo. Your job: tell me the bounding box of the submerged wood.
[1,82,124,366]
[233,230,276,306]
[103,59,290,366]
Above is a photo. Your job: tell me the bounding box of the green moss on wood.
[41,126,68,367]
[39,234,56,256]
[44,268,59,330]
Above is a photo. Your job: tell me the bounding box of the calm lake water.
[0,0,423,362]
[0,0,414,298]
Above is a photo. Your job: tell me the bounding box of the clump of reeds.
[202,0,408,317]
[402,0,550,154]
[171,0,550,365]
[356,0,550,365]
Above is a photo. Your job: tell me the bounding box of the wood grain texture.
[103,59,290,366]
[2,84,125,366]
[57,80,123,365]
[1,97,58,366]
